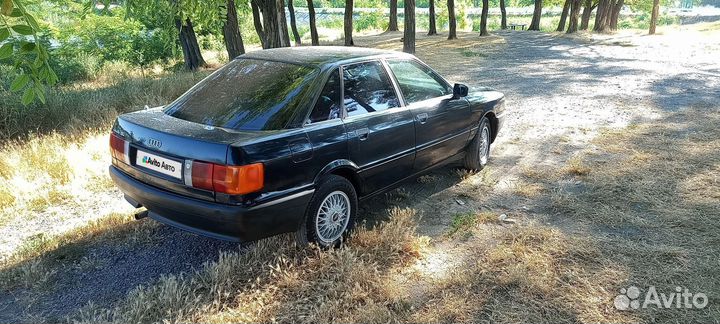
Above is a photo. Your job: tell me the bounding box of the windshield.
[164,59,318,131]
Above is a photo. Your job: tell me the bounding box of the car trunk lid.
[112,108,268,201]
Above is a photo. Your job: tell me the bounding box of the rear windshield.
[164,59,318,130]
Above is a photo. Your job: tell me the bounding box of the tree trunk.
[344,0,354,45]
[251,0,266,48]
[500,0,507,29]
[277,0,291,46]
[307,0,319,45]
[593,0,608,32]
[649,0,659,34]
[567,0,582,33]
[287,0,301,44]
[222,0,245,59]
[388,0,399,31]
[529,0,542,31]
[403,0,415,53]
[448,0,457,39]
[609,0,623,30]
[597,0,616,32]
[480,0,489,36]
[176,18,206,71]
[257,0,283,48]
[428,0,437,35]
[580,0,593,30]
[557,0,571,31]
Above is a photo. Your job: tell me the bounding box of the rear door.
[385,59,472,171]
[340,60,416,195]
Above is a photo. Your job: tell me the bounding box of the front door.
[341,60,416,195]
[385,59,472,171]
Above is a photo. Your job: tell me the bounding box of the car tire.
[295,175,358,248]
[463,116,492,171]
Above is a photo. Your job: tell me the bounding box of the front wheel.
[463,117,492,171]
[296,175,358,248]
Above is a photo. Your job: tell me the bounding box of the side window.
[343,61,400,117]
[309,69,342,123]
[386,60,452,104]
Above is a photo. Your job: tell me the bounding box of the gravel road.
[1,27,719,322]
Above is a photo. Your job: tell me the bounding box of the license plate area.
[135,150,183,180]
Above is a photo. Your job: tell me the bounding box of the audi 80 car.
[109,46,505,247]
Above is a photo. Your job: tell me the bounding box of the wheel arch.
[483,111,499,143]
[314,159,363,196]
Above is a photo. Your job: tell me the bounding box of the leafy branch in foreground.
[1,0,57,105]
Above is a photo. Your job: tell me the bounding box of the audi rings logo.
[146,138,162,148]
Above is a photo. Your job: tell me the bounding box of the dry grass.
[417,174,439,184]
[0,212,150,290]
[454,168,476,181]
[514,182,545,198]
[371,109,717,323]
[563,155,592,176]
[0,90,716,324]
[539,110,720,322]
[386,187,411,203]
[411,223,634,323]
[72,207,424,323]
[1,29,718,323]
[0,70,210,141]
[0,131,113,225]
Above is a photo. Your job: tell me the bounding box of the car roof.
[238,46,414,67]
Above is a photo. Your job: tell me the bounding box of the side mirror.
[453,83,469,98]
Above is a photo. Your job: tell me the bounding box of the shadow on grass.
[0,163,465,323]
[465,108,720,322]
[0,218,238,323]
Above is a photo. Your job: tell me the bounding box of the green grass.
[448,211,496,236]
[0,70,209,141]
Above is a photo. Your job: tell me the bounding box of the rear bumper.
[109,165,313,242]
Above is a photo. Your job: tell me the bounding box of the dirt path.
[1,28,719,322]
[360,28,720,235]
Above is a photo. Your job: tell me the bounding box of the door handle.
[416,113,429,124]
[356,127,370,141]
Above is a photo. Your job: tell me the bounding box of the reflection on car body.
[109,46,505,247]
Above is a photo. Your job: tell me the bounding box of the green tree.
[0,0,57,105]
[126,0,209,70]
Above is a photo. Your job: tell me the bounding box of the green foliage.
[355,8,387,31]
[0,0,58,105]
[56,13,141,62]
[53,11,174,68]
[618,13,679,30]
[48,52,101,84]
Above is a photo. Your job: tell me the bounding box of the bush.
[49,53,102,84]
[56,14,143,63]
[355,10,387,32]
[52,12,175,70]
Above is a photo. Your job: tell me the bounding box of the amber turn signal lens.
[213,163,264,195]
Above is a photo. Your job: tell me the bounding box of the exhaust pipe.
[134,209,149,220]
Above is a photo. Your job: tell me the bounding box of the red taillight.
[185,161,264,195]
[110,133,129,164]
[190,161,214,191]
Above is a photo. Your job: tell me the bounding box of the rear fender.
[314,160,362,192]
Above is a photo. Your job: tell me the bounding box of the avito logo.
[141,156,176,173]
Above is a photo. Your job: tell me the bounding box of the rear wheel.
[296,175,357,248]
[463,117,491,170]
